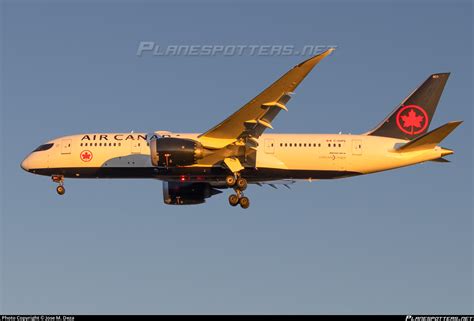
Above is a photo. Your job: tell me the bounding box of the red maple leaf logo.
[80,150,93,162]
[400,109,424,135]
[395,105,429,136]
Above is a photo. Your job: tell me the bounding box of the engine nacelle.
[163,182,222,205]
[150,137,207,167]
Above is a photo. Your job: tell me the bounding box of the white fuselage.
[21,132,447,184]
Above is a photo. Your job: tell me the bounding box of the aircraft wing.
[198,49,334,149]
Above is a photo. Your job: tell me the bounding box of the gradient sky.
[1,0,472,314]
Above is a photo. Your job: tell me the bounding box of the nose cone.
[21,156,31,172]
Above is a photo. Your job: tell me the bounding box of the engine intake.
[150,137,208,167]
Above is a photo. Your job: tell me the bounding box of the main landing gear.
[226,174,249,209]
[52,175,65,195]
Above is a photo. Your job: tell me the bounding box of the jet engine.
[150,137,208,167]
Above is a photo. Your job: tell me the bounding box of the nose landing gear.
[226,174,250,209]
[56,185,65,195]
[52,175,65,195]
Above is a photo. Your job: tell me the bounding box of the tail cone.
[440,148,454,157]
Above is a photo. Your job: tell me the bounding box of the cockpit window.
[33,143,54,152]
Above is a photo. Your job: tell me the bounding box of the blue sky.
[1,0,472,314]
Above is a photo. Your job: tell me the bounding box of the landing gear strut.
[226,174,250,209]
[52,175,65,195]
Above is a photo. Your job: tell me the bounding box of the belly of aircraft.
[29,166,362,182]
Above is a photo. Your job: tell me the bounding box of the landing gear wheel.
[56,185,65,195]
[228,194,239,207]
[236,177,247,191]
[226,175,236,187]
[239,196,250,209]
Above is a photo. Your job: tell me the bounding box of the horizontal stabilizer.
[429,157,450,163]
[397,121,462,152]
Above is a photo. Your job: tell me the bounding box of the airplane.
[20,48,462,209]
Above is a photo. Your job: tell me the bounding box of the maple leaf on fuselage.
[401,109,424,131]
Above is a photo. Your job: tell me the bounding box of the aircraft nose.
[21,156,30,172]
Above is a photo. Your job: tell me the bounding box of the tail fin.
[367,73,450,140]
[396,121,462,153]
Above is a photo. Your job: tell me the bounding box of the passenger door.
[352,139,362,155]
[131,140,141,154]
[61,139,72,154]
[264,139,274,154]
